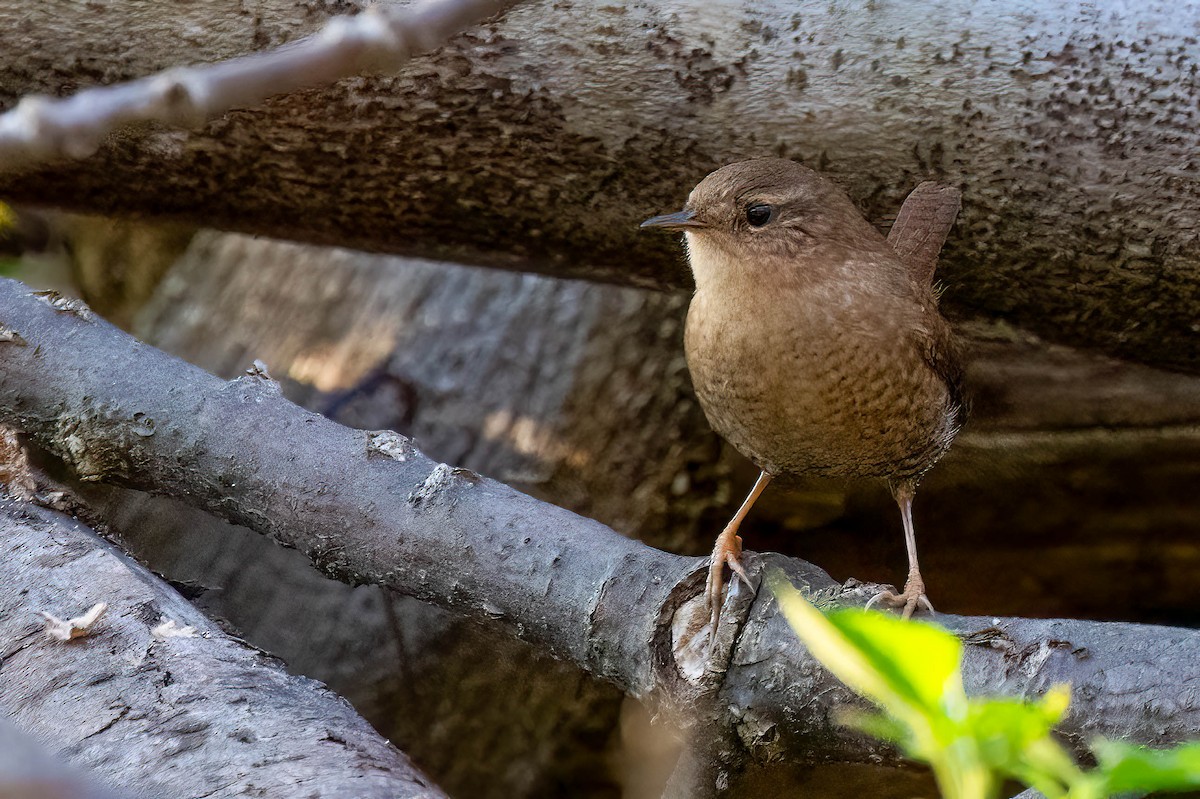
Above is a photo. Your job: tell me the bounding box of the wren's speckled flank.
[641,158,966,633]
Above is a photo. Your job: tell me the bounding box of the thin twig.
[0,0,518,171]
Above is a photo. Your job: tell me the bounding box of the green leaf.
[768,570,963,720]
[1093,739,1200,794]
[768,571,916,717]
[832,607,965,716]
[967,689,1070,770]
[768,571,1086,799]
[768,570,973,791]
[769,570,1200,799]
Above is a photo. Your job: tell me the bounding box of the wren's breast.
[684,283,956,481]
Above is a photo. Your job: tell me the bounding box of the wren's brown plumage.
[642,158,966,631]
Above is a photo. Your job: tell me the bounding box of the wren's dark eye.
[745,203,774,227]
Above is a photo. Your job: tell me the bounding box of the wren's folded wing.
[921,316,970,433]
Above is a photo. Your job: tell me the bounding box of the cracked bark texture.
[0,501,443,799]
[0,278,1197,798]
[2,0,1200,372]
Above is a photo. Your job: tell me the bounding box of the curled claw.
[703,471,772,645]
[706,529,752,635]
[865,571,935,620]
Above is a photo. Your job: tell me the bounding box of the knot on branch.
[226,361,282,397]
[53,406,154,483]
[366,430,417,462]
[408,462,481,508]
[0,323,27,346]
[149,69,209,127]
[33,290,94,320]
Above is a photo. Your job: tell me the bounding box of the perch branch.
[0,0,518,171]
[0,278,1195,780]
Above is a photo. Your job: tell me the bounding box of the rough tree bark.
[0,499,444,799]
[0,278,1196,797]
[1,0,1198,371]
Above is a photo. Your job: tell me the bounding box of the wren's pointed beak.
[640,209,705,231]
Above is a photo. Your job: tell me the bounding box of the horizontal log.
[1,1,1198,370]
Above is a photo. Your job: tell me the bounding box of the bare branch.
[0,0,517,171]
[0,500,444,798]
[0,278,1196,778]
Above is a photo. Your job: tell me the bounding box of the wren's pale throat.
[642,158,966,632]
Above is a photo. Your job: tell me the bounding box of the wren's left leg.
[707,471,772,633]
[867,482,935,619]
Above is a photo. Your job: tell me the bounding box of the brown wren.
[642,158,966,631]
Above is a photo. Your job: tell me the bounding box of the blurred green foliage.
[768,571,1200,799]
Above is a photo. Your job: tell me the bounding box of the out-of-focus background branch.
[0,0,518,169]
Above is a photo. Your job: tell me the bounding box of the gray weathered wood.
[0,500,444,799]
[1,1,1198,370]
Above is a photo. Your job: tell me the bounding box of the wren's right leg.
[706,471,772,633]
[866,482,935,619]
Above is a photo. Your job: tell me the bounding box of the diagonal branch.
[0,0,518,171]
[0,278,1195,784]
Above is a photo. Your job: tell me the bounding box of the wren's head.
[641,158,888,289]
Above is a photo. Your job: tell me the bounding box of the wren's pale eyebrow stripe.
[641,157,965,637]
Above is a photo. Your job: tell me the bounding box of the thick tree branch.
[2,1,1199,370]
[0,278,1195,779]
[0,500,444,798]
[0,0,518,171]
